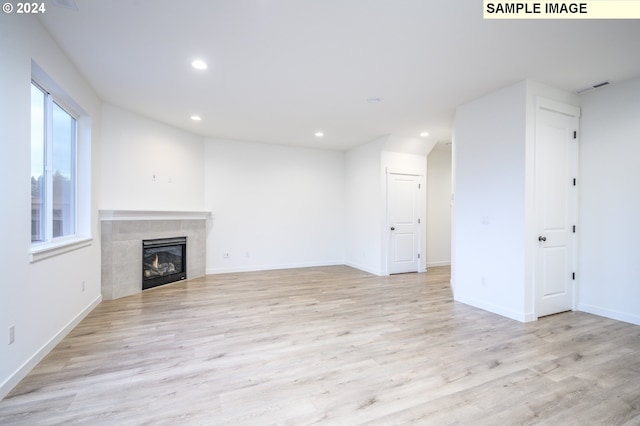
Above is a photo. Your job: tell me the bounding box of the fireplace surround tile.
[100,211,209,300]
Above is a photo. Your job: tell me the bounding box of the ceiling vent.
[576,81,611,94]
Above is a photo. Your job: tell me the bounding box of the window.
[31,81,78,244]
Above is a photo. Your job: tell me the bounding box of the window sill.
[29,236,93,263]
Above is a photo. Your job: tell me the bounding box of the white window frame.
[30,62,92,262]
[31,81,78,241]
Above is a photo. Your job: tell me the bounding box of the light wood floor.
[1,266,639,425]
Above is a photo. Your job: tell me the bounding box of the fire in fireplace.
[142,236,187,290]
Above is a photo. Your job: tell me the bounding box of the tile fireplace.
[100,210,209,300]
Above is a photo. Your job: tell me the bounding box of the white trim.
[29,236,92,263]
[32,60,88,118]
[578,303,640,326]
[344,262,384,276]
[385,167,423,177]
[206,260,345,275]
[99,210,211,221]
[536,96,581,118]
[454,294,536,323]
[0,295,101,400]
[426,261,451,267]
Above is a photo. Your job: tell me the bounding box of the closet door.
[534,98,580,318]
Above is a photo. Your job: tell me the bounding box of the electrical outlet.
[223,252,230,259]
[8,325,15,345]
[82,281,85,292]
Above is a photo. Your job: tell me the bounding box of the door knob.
[538,236,547,242]
[390,227,395,231]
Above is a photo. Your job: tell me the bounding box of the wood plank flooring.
[1,266,639,425]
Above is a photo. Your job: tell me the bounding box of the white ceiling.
[39,0,640,151]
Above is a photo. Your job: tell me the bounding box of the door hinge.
[418,218,421,224]
[573,131,577,139]
[572,272,576,280]
[418,183,421,189]
[573,178,577,186]
[418,253,421,259]
[573,225,576,233]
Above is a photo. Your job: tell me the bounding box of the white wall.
[427,147,452,267]
[344,137,385,274]
[453,80,580,322]
[100,104,205,211]
[577,77,640,325]
[204,138,345,273]
[344,137,430,275]
[0,15,102,398]
[452,81,528,321]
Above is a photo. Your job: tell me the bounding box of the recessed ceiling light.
[420,132,430,137]
[191,60,208,70]
[315,132,324,137]
[367,97,382,103]
[190,115,202,121]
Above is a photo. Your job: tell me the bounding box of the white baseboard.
[426,261,451,268]
[0,295,101,400]
[578,303,640,326]
[344,262,384,276]
[206,260,344,275]
[208,261,387,277]
[454,294,533,323]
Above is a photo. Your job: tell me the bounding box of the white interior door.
[388,173,420,274]
[535,98,579,318]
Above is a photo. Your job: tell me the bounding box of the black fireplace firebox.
[142,236,187,290]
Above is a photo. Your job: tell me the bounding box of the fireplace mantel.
[100,210,208,300]
[99,210,211,221]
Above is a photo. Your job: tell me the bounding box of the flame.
[153,254,159,269]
